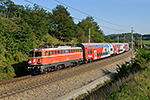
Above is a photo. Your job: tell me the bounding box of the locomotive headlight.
[28,60,31,64]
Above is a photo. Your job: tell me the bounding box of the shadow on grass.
[12,61,30,78]
[81,74,134,100]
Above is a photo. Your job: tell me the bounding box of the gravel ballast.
[2,53,133,100]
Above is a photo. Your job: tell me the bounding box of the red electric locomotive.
[27,45,83,73]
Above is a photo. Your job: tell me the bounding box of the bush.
[116,63,131,78]
[13,55,22,62]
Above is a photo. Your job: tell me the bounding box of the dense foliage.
[0,0,106,80]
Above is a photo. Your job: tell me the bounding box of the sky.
[11,0,150,35]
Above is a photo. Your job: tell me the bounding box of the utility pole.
[138,39,139,49]
[89,28,90,43]
[124,34,125,42]
[131,27,134,65]
[141,35,143,48]
[118,35,119,43]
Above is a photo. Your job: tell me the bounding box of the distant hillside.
[142,34,150,40]
[106,33,150,43]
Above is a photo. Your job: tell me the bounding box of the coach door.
[94,50,97,59]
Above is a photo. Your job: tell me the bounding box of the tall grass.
[79,49,150,100]
[107,64,150,100]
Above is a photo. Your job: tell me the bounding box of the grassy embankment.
[75,63,150,100]
[107,64,150,100]
[75,48,150,100]
[143,40,150,45]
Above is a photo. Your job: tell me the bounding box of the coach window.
[45,51,48,56]
[90,50,92,54]
[49,51,50,56]
[66,50,68,53]
[88,51,89,54]
[69,50,70,53]
[64,50,65,53]
[61,50,63,54]
[110,48,112,51]
[58,50,60,54]
[55,50,57,54]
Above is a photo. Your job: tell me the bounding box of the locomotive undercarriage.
[28,59,83,74]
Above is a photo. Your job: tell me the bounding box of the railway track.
[0,50,132,99]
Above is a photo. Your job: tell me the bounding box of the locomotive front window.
[29,51,34,57]
[35,52,42,57]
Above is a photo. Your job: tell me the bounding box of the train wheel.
[55,65,61,70]
[88,59,91,63]
[77,61,81,66]
[74,62,77,66]
[70,62,74,67]
[84,60,88,64]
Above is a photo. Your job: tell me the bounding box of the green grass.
[143,40,150,45]
[107,65,150,100]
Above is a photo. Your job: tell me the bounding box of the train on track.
[27,43,129,74]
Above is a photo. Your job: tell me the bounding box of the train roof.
[29,46,82,51]
[76,43,110,46]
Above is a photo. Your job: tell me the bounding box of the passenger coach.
[76,43,114,63]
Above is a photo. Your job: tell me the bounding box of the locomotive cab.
[28,50,43,73]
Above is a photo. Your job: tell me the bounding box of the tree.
[77,16,104,43]
[51,5,77,41]
[104,36,112,43]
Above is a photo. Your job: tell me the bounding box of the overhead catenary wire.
[24,0,52,10]
[24,0,128,32]
[54,0,129,28]
[24,0,82,21]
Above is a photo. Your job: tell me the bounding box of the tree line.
[0,0,108,79]
[0,0,107,55]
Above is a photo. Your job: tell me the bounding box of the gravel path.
[1,51,132,100]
